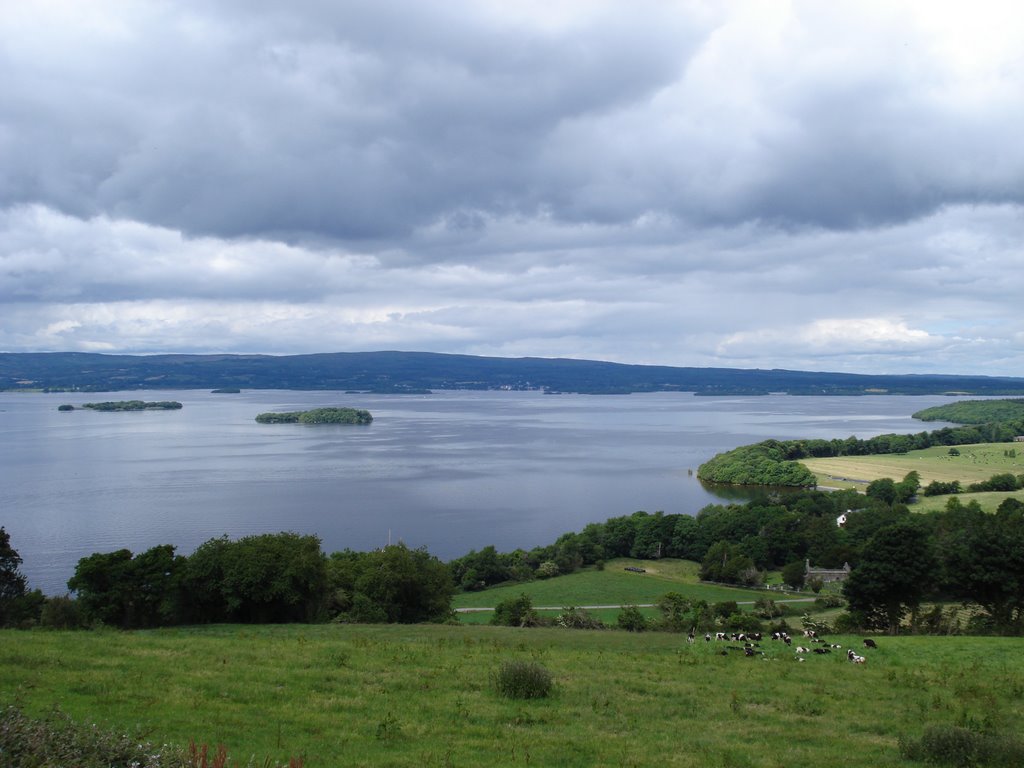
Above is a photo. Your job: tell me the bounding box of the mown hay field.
[802,442,1024,489]
[2,624,1023,767]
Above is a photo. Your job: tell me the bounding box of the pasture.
[453,558,808,620]
[802,442,1024,489]
[2,624,1023,767]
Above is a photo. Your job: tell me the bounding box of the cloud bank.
[2,1,1023,374]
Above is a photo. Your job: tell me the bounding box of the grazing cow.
[750,632,762,642]
[847,649,866,663]
[687,632,695,644]
[716,632,728,641]
[705,633,712,642]
[803,630,818,639]
[784,636,792,646]
[863,638,878,649]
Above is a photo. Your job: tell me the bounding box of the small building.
[805,559,851,583]
[1014,436,1024,442]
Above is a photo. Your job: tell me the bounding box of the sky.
[2,0,1023,376]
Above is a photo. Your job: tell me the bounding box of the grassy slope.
[453,558,802,612]
[3,625,1023,767]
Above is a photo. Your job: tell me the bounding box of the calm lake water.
[0,389,957,595]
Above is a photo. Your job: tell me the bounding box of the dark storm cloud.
[0,1,698,243]
[5,1,1020,247]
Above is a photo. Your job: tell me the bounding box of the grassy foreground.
[3,624,1023,767]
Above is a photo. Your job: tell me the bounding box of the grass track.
[3,625,1024,767]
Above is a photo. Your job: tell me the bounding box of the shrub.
[556,606,605,630]
[0,704,305,768]
[0,704,182,767]
[536,561,560,579]
[617,605,648,632]
[898,724,1024,767]
[492,661,554,700]
[40,595,84,630]
[491,593,539,627]
[814,594,846,609]
[753,597,783,619]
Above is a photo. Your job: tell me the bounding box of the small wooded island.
[59,400,183,411]
[255,407,372,424]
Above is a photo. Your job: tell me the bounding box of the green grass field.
[2,624,1023,767]
[453,558,810,617]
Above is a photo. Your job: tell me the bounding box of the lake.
[0,389,956,595]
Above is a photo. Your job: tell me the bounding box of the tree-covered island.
[79,400,183,411]
[255,407,372,424]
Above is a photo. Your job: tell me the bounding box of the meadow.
[2,624,1023,767]
[802,442,1024,511]
[453,558,799,612]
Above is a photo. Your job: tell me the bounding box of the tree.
[941,503,1024,633]
[617,605,648,632]
[180,533,328,624]
[700,541,760,586]
[842,522,937,634]
[67,549,135,627]
[0,527,29,627]
[866,477,898,506]
[655,592,692,632]
[351,543,453,623]
[781,560,806,590]
[491,593,538,627]
[895,471,921,503]
[68,545,184,628]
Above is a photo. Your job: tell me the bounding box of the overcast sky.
[2,1,1023,375]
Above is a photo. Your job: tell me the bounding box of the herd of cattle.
[685,628,879,663]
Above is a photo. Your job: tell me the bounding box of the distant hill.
[3,351,1024,395]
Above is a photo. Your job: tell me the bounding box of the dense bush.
[556,606,605,630]
[0,705,305,768]
[491,593,539,627]
[617,605,648,632]
[899,724,1024,767]
[492,661,554,700]
[0,704,184,768]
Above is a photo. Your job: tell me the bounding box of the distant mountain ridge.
[2,351,1024,395]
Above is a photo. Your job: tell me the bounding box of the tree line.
[0,529,452,630]
[4,478,1024,634]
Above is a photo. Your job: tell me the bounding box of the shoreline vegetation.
[254,407,372,424]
